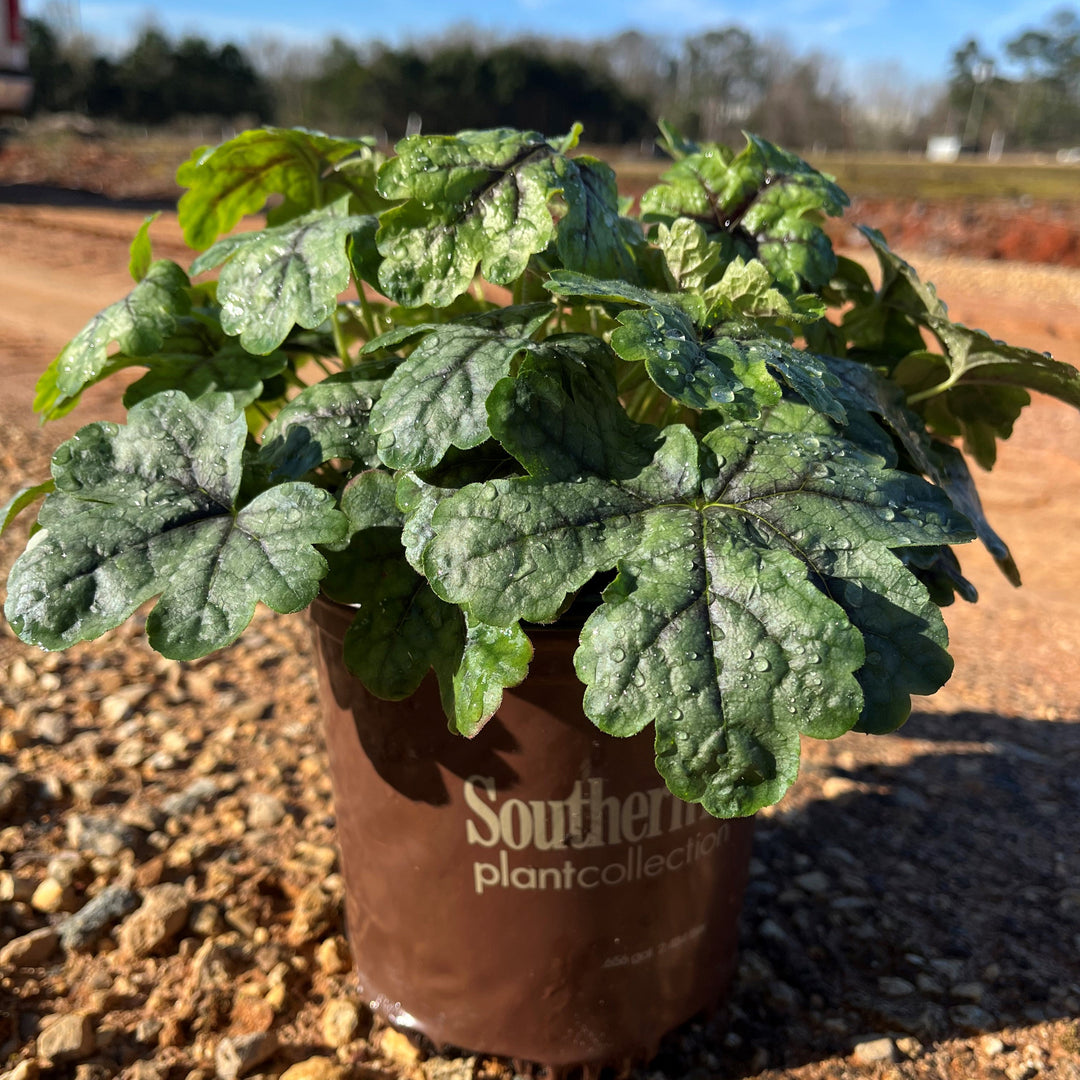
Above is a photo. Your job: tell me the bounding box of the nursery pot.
[309,596,755,1067]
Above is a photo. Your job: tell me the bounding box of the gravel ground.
[0,204,1078,1080]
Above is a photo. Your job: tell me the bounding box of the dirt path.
[0,207,1078,1080]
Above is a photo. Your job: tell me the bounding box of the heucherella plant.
[5,123,1079,817]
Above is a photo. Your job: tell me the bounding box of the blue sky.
[24,0,1078,87]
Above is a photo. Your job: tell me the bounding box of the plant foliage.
[7,123,1079,817]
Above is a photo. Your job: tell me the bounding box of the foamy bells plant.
[5,123,1079,817]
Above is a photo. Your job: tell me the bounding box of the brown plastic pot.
[309,596,755,1068]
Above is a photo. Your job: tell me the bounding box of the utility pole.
[963,60,993,150]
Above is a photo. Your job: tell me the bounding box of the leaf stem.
[331,306,352,368]
[356,288,379,342]
[907,372,960,406]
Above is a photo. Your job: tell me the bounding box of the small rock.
[8,656,35,688]
[47,853,88,888]
[66,814,141,857]
[215,1032,277,1080]
[287,884,336,946]
[0,926,60,967]
[895,1036,922,1058]
[916,973,944,995]
[32,711,71,745]
[951,981,986,1003]
[423,1059,477,1080]
[982,1036,1007,1056]
[2,1060,40,1080]
[377,1028,423,1067]
[58,884,140,952]
[136,1018,164,1045]
[189,901,224,938]
[36,1013,96,1063]
[1005,1065,1039,1080]
[37,775,65,803]
[163,778,219,819]
[229,994,276,1036]
[930,957,965,981]
[31,877,76,914]
[0,870,35,902]
[793,870,830,895]
[118,883,191,957]
[74,1060,113,1080]
[315,936,351,975]
[70,779,108,806]
[99,686,150,723]
[120,800,166,833]
[879,976,916,997]
[279,1060,347,1080]
[949,1004,996,1032]
[246,793,287,829]
[0,766,26,816]
[852,1036,898,1065]
[322,999,362,1048]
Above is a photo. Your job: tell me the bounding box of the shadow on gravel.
[650,709,1080,1078]
[0,183,177,211]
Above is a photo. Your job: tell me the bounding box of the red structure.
[0,0,32,115]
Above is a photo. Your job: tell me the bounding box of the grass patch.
[610,153,1080,203]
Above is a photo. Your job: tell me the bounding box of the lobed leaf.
[641,134,848,292]
[375,128,565,306]
[369,321,539,471]
[190,200,374,354]
[259,362,396,480]
[122,341,288,410]
[34,261,191,420]
[177,127,384,250]
[5,392,346,659]
[424,406,972,813]
[555,155,639,281]
[434,617,533,737]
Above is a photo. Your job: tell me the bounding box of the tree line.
[23,11,1080,152]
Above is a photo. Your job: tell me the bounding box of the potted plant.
[3,122,1078,1066]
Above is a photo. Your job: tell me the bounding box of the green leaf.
[859,227,1080,423]
[812,546,951,734]
[545,270,843,422]
[575,507,862,817]
[425,409,971,814]
[4,392,347,658]
[555,156,638,280]
[1,481,54,536]
[825,356,1019,585]
[122,341,288,410]
[259,362,396,479]
[129,213,160,282]
[339,468,403,532]
[487,335,658,481]
[326,524,465,700]
[656,119,701,161]
[375,128,565,306]
[190,200,373,355]
[923,383,1030,469]
[369,321,538,471]
[641,134,847,293]
[34,261,191,420]
[397,473,452,573]
[177,127,384,250]
[655,218,720,291]
[434,616,533,737]
[704,257,826,325]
